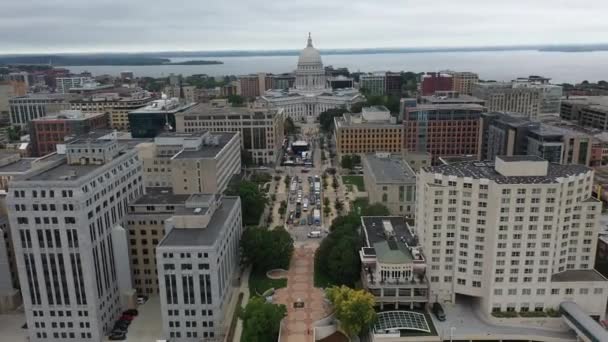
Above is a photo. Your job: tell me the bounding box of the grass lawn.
[249,271,287,297]
[342,175,365,191]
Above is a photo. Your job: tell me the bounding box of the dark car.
[432,302,446,321]
[112,327,128,335]
[307,214,313,226]
[123,309,138,316]
[109,333,126,341]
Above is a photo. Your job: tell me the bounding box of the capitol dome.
[298,33,323,66]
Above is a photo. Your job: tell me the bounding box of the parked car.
[432,302,446,321]
[308,214,313,226]
[123,309,138,316]
[307,231,322,238]
[120,315,134,321]
[109,333,126,340]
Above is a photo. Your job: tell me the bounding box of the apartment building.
[385,72,403,97]
[560,97,608,127]
[420,72,453,96]
[359,72,386,96]
[136,130,240,194]
[125,189,190,295]
[482,111,599,166]
[359,216,428,310]
[69,89,153,131]
[176,99,284,165]
[481,112,540,161]
[403,103,484,160]
[157,194,242,342]
[514,76,563,114]
[362,153,416,217]
[7,135,143,341]
[29,110,108,157]
[334,106,403,158]
[0,80,27,122]
[472,82,542,119]
[237,73,272,98]
[416,156,608,318]
[9,94,72,129]
[446,71,479,95]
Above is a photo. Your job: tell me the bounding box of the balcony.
[361,270,428,290]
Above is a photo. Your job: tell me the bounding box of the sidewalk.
[274,243,331,342]
[231,266,252,342]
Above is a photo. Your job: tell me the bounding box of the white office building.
[416,156,608,319]
[157,194,242,342]
[56,76,93,93]
[7,135,143,341]
[258,34,363,121]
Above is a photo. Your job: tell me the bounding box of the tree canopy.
[241,226,294,272]
[315,213,361,286]
[326,286,376,337]
[318,107,348,132]
[341,155,353,170]
[284,117,297,135]
[240,297,287,342]
[226,180,267,226]
[228,94,245,106]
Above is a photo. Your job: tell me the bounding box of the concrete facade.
[417,156,608,318]
[334,111,403,158]
[176,99,284,165]
[157,195,242,342]
[362,153,416,217]
[473,82,542,119]
[137,131,241,194]
[7,137,143,341]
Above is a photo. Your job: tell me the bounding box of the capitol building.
[259,34,363,121]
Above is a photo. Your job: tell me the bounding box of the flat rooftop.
[159,197,238,247]
[408,103,485,111]
[172,132,236,159]
[497,155,544,162]
[180,102,250,116]
[551,270,607,282]
[0,158,35,173]
[364,154,415,184]
[438,155,478,165]
[25,160,100,181]
[424,161,589,184]
[362,216,416,247]
[420,94,485,104]
[132,188,190,205]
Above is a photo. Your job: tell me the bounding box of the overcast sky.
[1,0,607,54]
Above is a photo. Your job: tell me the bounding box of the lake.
[63,50,608,84]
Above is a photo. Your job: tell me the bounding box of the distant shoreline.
[2,44,608,60]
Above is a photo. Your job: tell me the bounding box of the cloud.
[1,0,607,53]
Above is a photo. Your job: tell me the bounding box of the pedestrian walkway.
[231,266,251,342]
[274,243,331,342]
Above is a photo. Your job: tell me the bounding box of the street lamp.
[450,326,455,342]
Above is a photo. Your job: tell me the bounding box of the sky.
[1,0,608,54]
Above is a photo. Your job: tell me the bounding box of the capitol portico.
[259,34,363,121]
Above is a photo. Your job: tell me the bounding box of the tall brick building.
[403,103,484,160]
[29,110,108,156]
[420,72,453,96]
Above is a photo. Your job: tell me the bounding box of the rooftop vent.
[194,208,202,214]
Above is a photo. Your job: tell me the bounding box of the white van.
[307,231,321,238]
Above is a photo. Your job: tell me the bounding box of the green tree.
[326,286,376,337]
[7,126,21,141]
[341,155,353,170]
[228,94,245,106]
[318,107,348,132]
[240,297,287,342]
[227,180,267,226]
[284,175,291,188]
[241,226,294,271]
[332,177,339,190]
[351,154,361,166]
[334,199,343,213]
[278,200,287,218]
[350,102,365,113]
[284,117,297,135]
[323,205,331,217]
[363,203,390,216]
